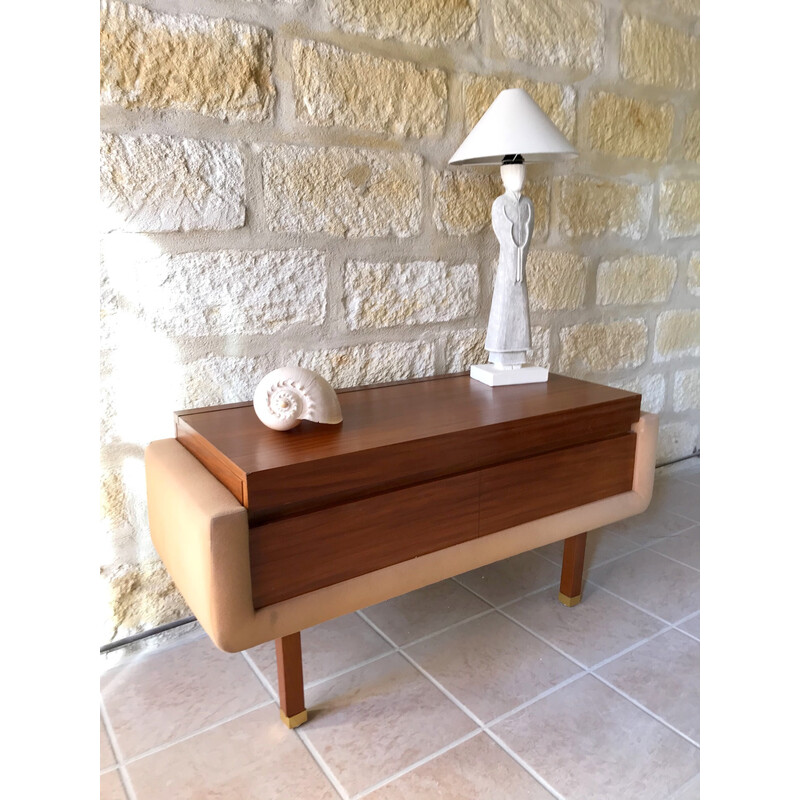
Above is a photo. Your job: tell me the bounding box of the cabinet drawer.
[249,432,636,610]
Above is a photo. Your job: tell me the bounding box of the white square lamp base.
[469,364,549,386]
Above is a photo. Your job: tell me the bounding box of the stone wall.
[99,0,700,641]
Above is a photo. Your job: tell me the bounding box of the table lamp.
[449,88,578,386]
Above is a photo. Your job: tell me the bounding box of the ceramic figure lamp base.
[470,364,549,386]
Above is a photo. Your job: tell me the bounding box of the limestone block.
[433,172,549,238]
[621,16,699,90]
[292,39,446,137]
[610,373,666,414]
[588,91,674,161]
[344,260,479,329]
[492,0,604,73]
[106,249,327,336]
[180,354,280,408]
[326,0,478,46]
[100,133,245,233]
[674,368,700,412]
[657,421,699,463]
[100,0,274,121]
[290,342,435,387]
[106,561,190,637]
[559,319,648,373]
[463,74,576,141]
[687,251,700,296]
[527,251,588,310]
[558,176,652,240]
[666,0,700,17]
[445,327,549,372]
[597,254,677,305]
[654,309,700,360]
[262,144,422,238]
[660,179,700,238]
[683,109,700,162]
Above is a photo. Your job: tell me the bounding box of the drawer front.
[250,471,481,609]
[478,433,637,535]
[249,432,636,610]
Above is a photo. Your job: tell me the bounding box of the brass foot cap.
[559,592,582,607]
[280,709,308,729]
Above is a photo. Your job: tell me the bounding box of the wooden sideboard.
[156,371,648,727]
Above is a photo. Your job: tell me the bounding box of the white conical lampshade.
[449,88,577,166]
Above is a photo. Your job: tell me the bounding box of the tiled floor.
[100,457,700,800]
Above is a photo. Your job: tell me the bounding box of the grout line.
[121,701,274,767]
[349,730,483,800]
[645,545,700,573]
[241,650,279,702]
[590,672,700,748]
[482,728,566,800]
[99,697,138,800]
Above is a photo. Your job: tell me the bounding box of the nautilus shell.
[253,367,343,431]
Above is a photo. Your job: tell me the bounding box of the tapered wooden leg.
[559,532,587,607]
[276,632,307,728]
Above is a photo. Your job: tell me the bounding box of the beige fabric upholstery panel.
[145,413,658,652]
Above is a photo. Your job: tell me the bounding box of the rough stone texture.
[433,172,549,238]
[327,0,478,46]
[597,255,677,305]
[610,373,665,414]
[527,250,588,310]
[492,0,604,73]
[683,109,700,162]
[180,354,280,408]
[558,176,652,240]
[666,0,700,17]
[106,249,327,336]
[104,561,190,638]
[463,74,576,141]
[654,309,700,361]
[445,327,550,372]
[100,133,245,233]
[687,251,700,296]
[559,319,648,373]
[588,91,674,161]
[657,421,699,463]
[292,39,447,137]
[263,144,422,237]
[291,342,435,387]
[344,260,479,329]
[674,368,700,412]
[660,179,700,239]
[100,0,274,121]
[620,16,699,90]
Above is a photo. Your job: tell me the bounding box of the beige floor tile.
[535,529,640,570]
[362,580,492,646]
[247,612,393,689]
[100,715,116,770]
[587,548,700,623]
[367,733,553,799]
[602,506,696,545]
[492,675,699,800]
[503,582,665,668]
[650,525,700,569]
[127,705,338,800]
[670,773,700,799]
[648,477,700,522]
[406,612,581,723]
[596,629,700,742]
[302,652,476,797]
[99,770,127,800]
[101,636,270,760]
[678,613,700,639]
[455,550,561,607]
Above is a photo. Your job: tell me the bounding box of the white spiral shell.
[253,367,342,431]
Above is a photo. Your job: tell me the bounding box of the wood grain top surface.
[175,372,639,475]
